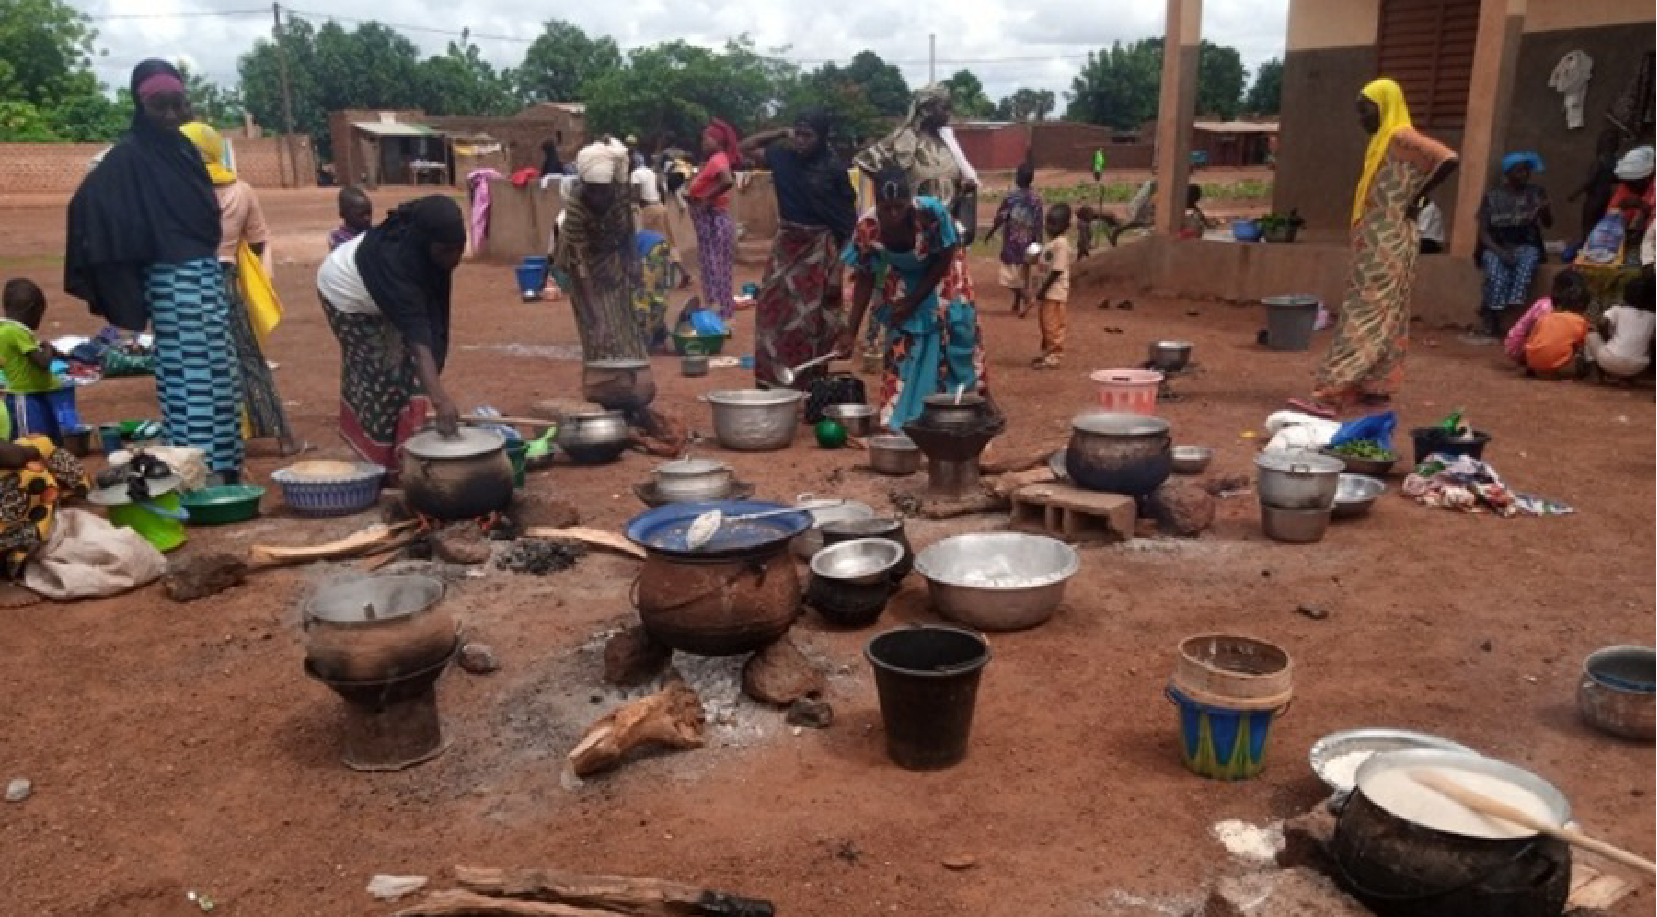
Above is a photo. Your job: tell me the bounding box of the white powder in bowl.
[1321,749,1377,790]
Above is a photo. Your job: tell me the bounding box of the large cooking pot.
[400,427,514,520]
[1065,412,1172,496]
[634,548,801,655]
[703,389,805,451]
[1256,449,1344,510]
[1332,749,1572,917]
[582,359,657,411]
[303,574,457,682]
[556,410,630,464]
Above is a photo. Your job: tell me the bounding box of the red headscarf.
[705,118,743,168]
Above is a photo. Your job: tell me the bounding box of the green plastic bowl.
[673,331,730,356]
[178,485,266,525]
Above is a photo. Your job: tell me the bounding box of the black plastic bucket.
[1410,427,1491,467]
[865,626,991,770]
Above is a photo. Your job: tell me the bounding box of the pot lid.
[585,358,649,370]
[1255,449,1344,474]
[404,427,504,460]
[1354,749,1570,840]
[922,393,986,409]
[1151,340,1193,350]
[306,574,445,625]
[1071,412,1169,437]
[657,458,729,476]
[626,500,810,558]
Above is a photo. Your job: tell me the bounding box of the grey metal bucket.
[1262,296,1319,351]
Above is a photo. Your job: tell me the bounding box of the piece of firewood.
[521,527,645,559]
[453,867,775,917]
[981,442,1062,475]
[389,889,620,917]
[991,466,1056,498]
[567,677,705,778]
[250,520,419,568]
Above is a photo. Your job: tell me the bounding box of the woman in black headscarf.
[65,58,246,480]
[740,110,858,388]
[315,196,469,468]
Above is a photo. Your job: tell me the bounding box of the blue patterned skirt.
[146,258,244,473]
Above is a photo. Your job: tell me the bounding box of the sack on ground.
[25,508,167,600]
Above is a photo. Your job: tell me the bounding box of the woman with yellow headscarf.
[179,121,301,454]
[1290,79,1458,417]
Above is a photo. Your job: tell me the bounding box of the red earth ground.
[0,187,1651,917]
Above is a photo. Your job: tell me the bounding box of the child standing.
[328,186,373,251]
[1180,184,1211,239]
[1026,203,1074,369]
[1505,270,1588,365]
[984,163,1043,314]
[1586,267,1655,379]
[0,279,75,443]
[1522,283,1590,378]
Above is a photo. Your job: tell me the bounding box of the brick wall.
[0,135,316,194]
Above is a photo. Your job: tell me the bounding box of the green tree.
[585,38,790,148]
[942,69,993,119]
[1197,41,1246,120]
[46,90,125,141]
[0,100,56,140]
[1065,40,1161,131]
[0,0,102,110]
[417,35,516,115]
[1245,57,1283,116]
[517,20,621,103]
[842,50,909,116]
[180,65,244,130]
[780,60,889,142]
[995,88,1056,122]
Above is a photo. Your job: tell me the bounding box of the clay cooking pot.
[303,574,457,682]
[400,427,514,520]
[633,547,801,656]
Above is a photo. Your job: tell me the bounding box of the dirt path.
[0,189,1649,917]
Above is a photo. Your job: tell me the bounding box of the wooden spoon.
[1410,770,1657,876]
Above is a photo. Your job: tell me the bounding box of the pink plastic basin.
[1089,369,1164,415]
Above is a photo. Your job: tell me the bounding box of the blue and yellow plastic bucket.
[1169,634,1293,781]
[1167,684,1289,781]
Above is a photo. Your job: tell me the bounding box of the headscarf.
[771,109,857,242]
[705,118,743,168]
[854,85,963,205]
[1615,146,1655,181]
[353,195,466,370]
[1501,151,1544,176]
[1352,78,1413,226]
[575,138,629,184]
[179,121,237,185]
[63,58,220,330]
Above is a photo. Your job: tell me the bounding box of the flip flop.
[1286,397,1337,419]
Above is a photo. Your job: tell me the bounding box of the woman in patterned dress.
[64,59,245,481]
[315,196,468,470]
[1291,79,1458,417]
[555,140,647,363]
[0,436,88,607]
[835,167,989,432]
[687,120,742,318]
[1476,152,1551,339]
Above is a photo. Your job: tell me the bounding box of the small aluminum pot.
[653,458,733,502]
[867,435,921,476]
[703,389,805,451]
[918,393,989,427]
[1147,340,1194,372]
[681,354,709,377]
[1255,450,1344,510]
[824,403,877,438]
[556,411,630,464]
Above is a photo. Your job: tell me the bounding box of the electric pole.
[272,2,300,188]
[928,34,936,86]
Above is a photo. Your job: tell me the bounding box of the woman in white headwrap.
[554,140,651,360]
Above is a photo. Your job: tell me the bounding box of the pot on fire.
[1064,412,1172,496]
[400,427,514,520]
[302,574,457,682]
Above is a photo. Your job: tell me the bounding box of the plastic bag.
[1576,214,1626,266]
[1330,410,1397,452]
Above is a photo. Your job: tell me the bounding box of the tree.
[584,38,790,147]
[1245,58,1283,116]
[1197,41,1246,120]
[0,0,102,110]
[181,65,244,130]
[416,35,516,116]
[780,64,884,143]
[1065,40,1161,131]
[842,50,909,117]
[942,69,993,119]
[995,88,1055,122]
[517,20,621,103]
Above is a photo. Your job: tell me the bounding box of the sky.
[77,0,1289,108]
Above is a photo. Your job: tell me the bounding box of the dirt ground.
[0,188,1651,917]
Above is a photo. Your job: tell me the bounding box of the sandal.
[1286,397,1337,419]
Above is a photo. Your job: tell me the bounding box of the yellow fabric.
[237,240,282,341]
[180,121,236,186]
[1352,79,1413,227]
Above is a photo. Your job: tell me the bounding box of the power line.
[87,7,266,20]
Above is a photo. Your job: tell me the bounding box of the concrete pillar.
[1449,0,1528,257]
[1153,0,1202,236]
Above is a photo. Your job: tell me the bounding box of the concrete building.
[328,105,589,189]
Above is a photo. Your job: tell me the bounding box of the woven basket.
[271,463,385,517]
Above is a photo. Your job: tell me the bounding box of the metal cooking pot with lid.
[1255,449,1344,510]
[401,427,514,520]
[582,358,657,411]
[1065,411,1172,496]
[1332,749,1572,917]
[1147,340,1194,372]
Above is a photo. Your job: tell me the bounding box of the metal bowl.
[809,537,903,586]
[1321,448,1398,477]
[1259,502,1331,543]
[914,532,1079,632]
[1579,645,1655,741]
[1333,474,1386,519]
[653,458,733,501]
[868,434,921,476]
[1309,728,1482,793]
[703,389,804,451]
[792,499,876,558]
[1171,445,1214,474]
[1147,340,1194,372]
[824,403,877,438]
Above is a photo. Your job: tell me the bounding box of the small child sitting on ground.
[1586,267,1655,380]
[327,186,373,251]
[1522,277,1591,378]
[1024,203,1074,370]
[1180,184,1212,239]
[0,278,75,443]
[1505,270,1589,365]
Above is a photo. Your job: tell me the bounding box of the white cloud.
[77,0,1286,107]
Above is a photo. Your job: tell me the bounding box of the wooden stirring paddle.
[1411,770,1657,876]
